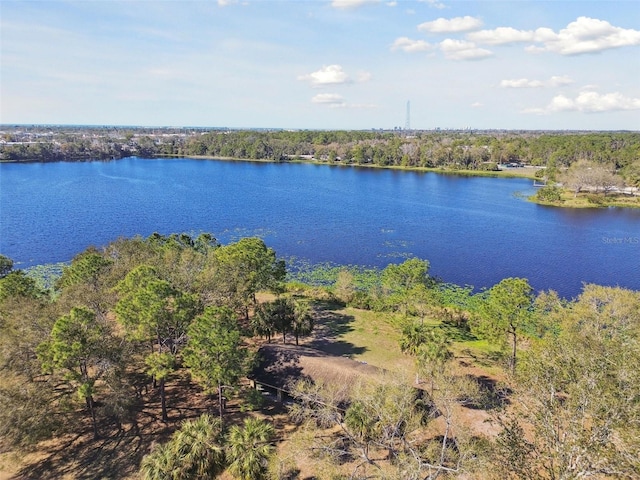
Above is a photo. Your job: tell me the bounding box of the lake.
[1,157,639,298]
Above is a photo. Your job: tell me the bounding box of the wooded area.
[1,127,639,187]
[0,233,638,479]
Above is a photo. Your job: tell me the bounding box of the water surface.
[1,157,638,298]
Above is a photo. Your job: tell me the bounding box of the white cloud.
[500,76,574,88]
[526,91,640,114]
[470,17,640,55]
[500,78,544,88]
[310,94,376,109]
[312,93,347,107]
[298,65,351,87]
[549,75,574,87]
[391,37,432,52]
[331,0,380,9]
[418,0,446,9]
[471,102,483,108]
[537,17,640,55]
[439,39,492,60]
[419,16,483,34]
[468,27,535,45]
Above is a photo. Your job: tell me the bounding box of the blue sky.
[1,0,639,130]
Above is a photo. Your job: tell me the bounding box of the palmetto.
[226,418,275,480]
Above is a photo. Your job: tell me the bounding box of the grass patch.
[307,305,413,373]
[307,303,502,378]
[529,190,640,209]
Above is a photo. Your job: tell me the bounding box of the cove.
[1,157,639,299]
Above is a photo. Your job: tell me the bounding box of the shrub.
[534,186,563,203]
[348,290,372,310]
[479,162,499,171]
[241,387,266,412]
[586,194,606,205]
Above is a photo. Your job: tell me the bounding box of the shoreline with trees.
[2,125,639,209]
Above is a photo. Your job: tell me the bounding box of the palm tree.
[226,418,275,480]
[140,442,178,480]
[172,414,227,479]
[251,302,274,343]
[344,401,378,458]
[139,414,226,480]
[291,299,314,346]
[399,322,430,357]
[416,329,452,395]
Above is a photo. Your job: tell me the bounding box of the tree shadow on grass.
[438,321,477,342]
[306,301,368,358]
[458,348,505,369]
[463,374,513,410]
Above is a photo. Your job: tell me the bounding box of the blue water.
[1,157,639,298]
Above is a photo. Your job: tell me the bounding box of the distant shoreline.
[157,153,543,180]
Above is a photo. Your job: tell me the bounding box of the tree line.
[0,235,638,479]
[2,126,639,186]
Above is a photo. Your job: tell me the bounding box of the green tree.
[534,185,563,203]
[478,277,533,373]
[57,249,113,291]
[291,299,314,346]
[333,268,357,304]
[171,414,227,479]
[382,257,431,293]
[0,254,13,278]
[254,296,313,345]
[0,270,43,302]
[207,238,285,318]
[183,306,248,422]
[270,298,294,344]
[251,301,276,343]
[115,265,200,353]
[416,328,453,395]
[253,297,294,344]
[144,352,176,422]
[400,322,431,356]
[227,418,275,480]
[140,414,226,480]
[57,249,114,319]
[344,400,379,459]
[38,306,118,439]
[495,285,640,478]
[400,323,452,387]
[0,274,58,446]
[407,283,438,323]
[115,265,199,420]
[140,442,177,480]
[381,258,432,314]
